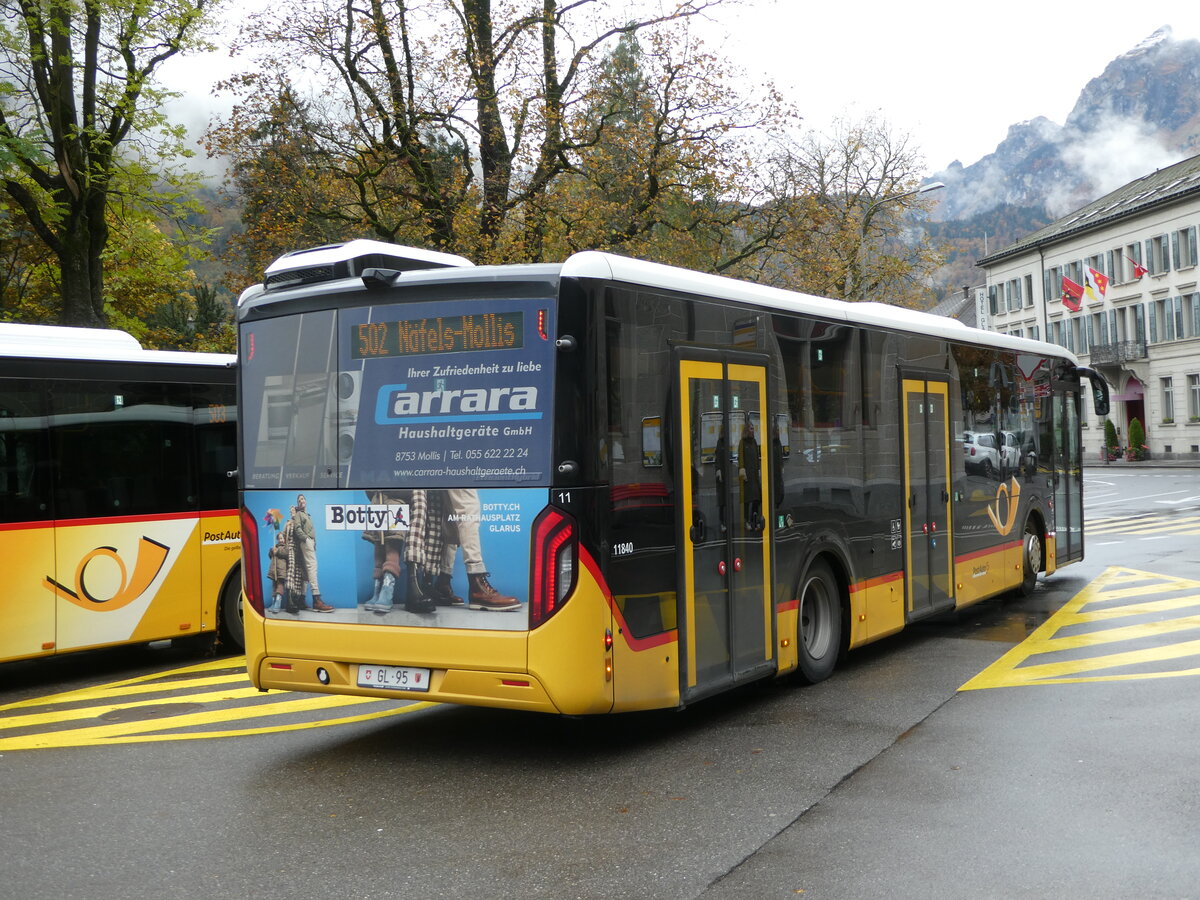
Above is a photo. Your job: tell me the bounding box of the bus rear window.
[240,310,339,490]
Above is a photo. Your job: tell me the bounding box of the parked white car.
[999,431,1022,471]
[962,431,1001,477]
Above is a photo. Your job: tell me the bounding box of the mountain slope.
[926,26,1200,300]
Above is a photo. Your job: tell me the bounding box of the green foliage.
[1128,418,1146,460]
[145,283,234,352]
[0,0,219,325]
[1104,419,1119,458]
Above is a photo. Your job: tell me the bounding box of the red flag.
[1126,255,1148,279]
[1061,276,1083,312]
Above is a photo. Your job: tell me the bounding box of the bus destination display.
[352,312,523,359]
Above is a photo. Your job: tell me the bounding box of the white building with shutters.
[976,153,1200,461]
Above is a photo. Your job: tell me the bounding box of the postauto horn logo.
[43,537,170,611]
[986,478,1022,537]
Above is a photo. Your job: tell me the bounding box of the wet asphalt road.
[2,468,1198,899]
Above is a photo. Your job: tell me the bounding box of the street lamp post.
[846,181,946,300]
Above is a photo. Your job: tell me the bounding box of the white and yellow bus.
[0,323,242,663]
[237,241,1108,714]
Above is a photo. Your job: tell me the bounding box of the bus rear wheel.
[220,570,245,651]
[796,559,841,684]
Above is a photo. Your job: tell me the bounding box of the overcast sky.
[162,0,1200,177]
[705,0,1200,170]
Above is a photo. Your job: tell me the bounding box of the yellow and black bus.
[237,241,1108,714]
[0,323,242,663]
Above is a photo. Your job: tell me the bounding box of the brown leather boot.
[312,594,335,613]
[467,573,520,611]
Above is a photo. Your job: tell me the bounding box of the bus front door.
[676,355,773,702]
[1053,387,1083,565]
[901,377,954,618]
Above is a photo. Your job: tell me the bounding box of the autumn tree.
[0,188,208,337]
[209,0,749,274]
[212,86,358,291]
[0,0,219,326]
[767,115,944,306]
[537,28,798,277]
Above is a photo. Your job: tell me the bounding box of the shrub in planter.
[1128,418,1146,460]
[1104,419,1119,460]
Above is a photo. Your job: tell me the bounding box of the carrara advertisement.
[340,297,556,488]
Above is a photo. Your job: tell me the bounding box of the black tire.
[219,569,245,651]
[1017,517,1042,597]
[981,459,994,479]
[796,559,842,684]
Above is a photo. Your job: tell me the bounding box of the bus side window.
[50,381,197,519]
[0,382,50,523]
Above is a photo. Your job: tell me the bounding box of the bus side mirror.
[1074,366,1110,417]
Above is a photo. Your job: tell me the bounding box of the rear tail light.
[240,505,264,614]
[529,506,577,629]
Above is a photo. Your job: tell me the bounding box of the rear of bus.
[237,242,616,714]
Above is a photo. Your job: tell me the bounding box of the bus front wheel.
[796,559,842,684]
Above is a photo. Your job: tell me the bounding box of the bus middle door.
[901,376,954,619]
[676,353,773,703]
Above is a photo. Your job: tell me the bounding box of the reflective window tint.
[0,380,51,524]
[193,382,238,509]
[239,311,339,490]
[50,381,197,519]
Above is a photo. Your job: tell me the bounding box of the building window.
[1147,234,1170,275]
[1192,294,1200,338]
[1023,274,1033,308]
[1188,374,1200,422]
[1175,296,1185,339]
[988,285,999,316]
[1173,226,1198,269]
[1007,279,1022,313]
[1029,325,1040,341]
[1161,377,1175,424]
[1121,242,1143,283]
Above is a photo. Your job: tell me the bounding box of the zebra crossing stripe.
[0,656,434,751]
[960,567,1200,690]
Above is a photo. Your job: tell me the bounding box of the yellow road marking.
[1087,515,1200,535]
[961,567,1200,690]
[0,656,436,751]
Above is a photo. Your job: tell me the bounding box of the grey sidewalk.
[1083,457,1200,468]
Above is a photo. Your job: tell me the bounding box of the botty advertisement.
[245,489,542,631]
